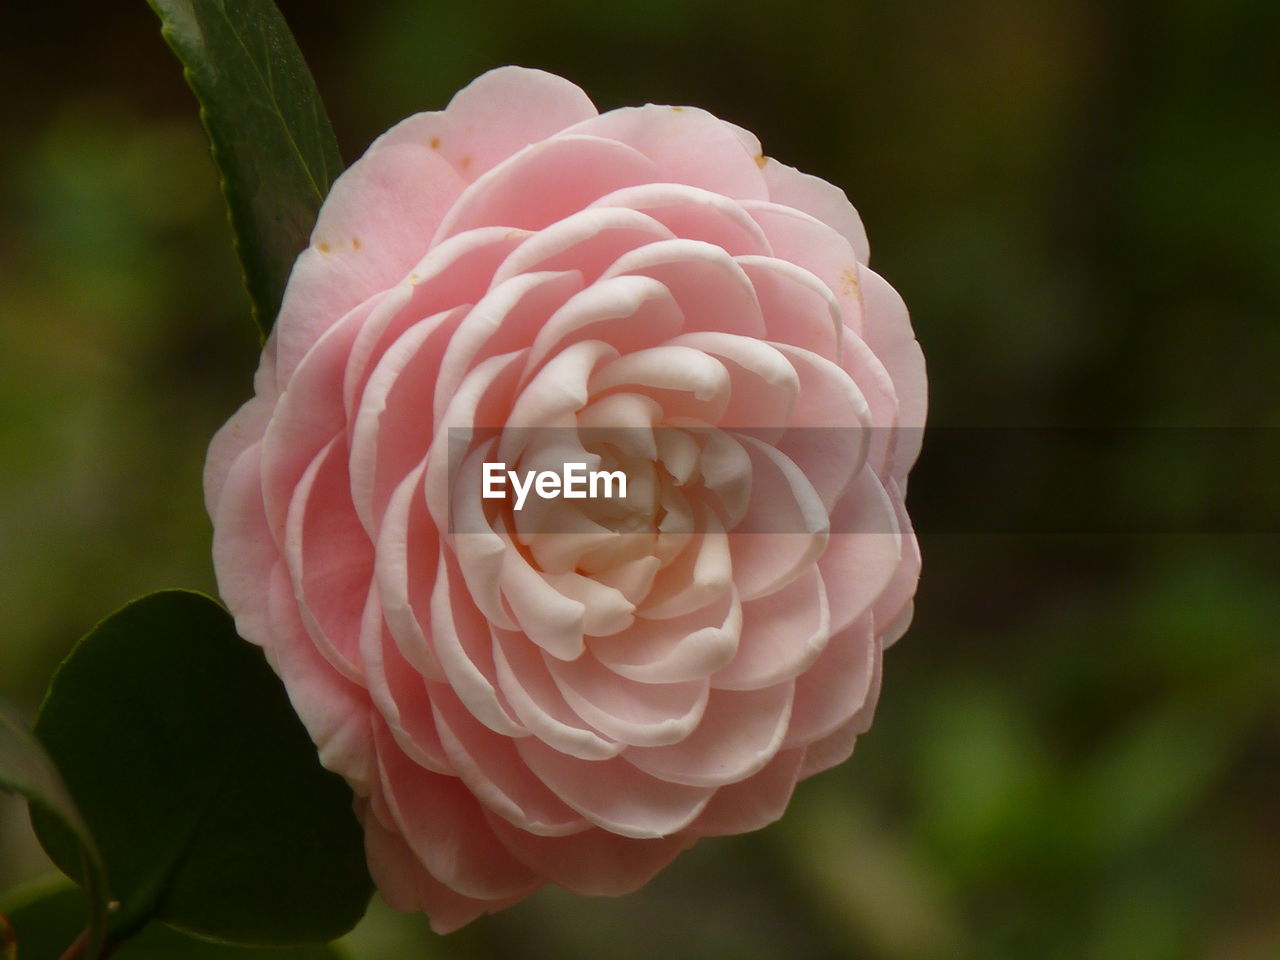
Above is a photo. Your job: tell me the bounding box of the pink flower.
[204,66,925,932]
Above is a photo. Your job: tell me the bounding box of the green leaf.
[0,703,109,959]
[32,591,372,948]
[4,884,349,960]
[147,0,343,338]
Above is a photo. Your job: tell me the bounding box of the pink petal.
[424,351,527,528]
[283,436,373,682]
[743,200,864,338]
[762,157,870,264]
[591,554,663,607]
[342,226,531,422]
[712,565,830,691]
[623,682,794,787]
[696,430,752,529]
[540,570,636,637]
[433,270,585,418]
[836,330,900,478]
[498,543,588,660]
[204,332,277,515]
[736,255,842,362]
[360,609,452,774]
[820,468,902,634]
[641,518,734,620]
[500,339,619,438]
[211,442,277,647]
[492,628,623,761]
[565,104,768,201]
[514,736,714,838]
[487,812,696,896]
[591,183,771,255]
[588,584,741,683]
[858,264,927,479]
[374,722,542,900]
[362,804,533,932]
[772,343,872,511]
[602,239,766,338]
[685,747,805,837]
[545,652,709,747]
[443,440,520,632]
[491,206,675,285]
[726,436,829,600]
[374,461,445,680]
[869,478,922,644]
[430,685,590,836]
[265,562,376,793]
[521,274,685,381]
[429,550,526,736]
[782,616,879,749]
[374,66,598,181]
[434,135,657,242]
[349,305,467,534]
[797,716,861,781]
[260,304,366,540]
[275,144,465,383]
[668,331,798,430]
[588,344,732,425]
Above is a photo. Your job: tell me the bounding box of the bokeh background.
[2,1,1278,957]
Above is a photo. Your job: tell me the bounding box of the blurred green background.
[2,1,1278,957]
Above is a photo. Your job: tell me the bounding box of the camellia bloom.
[205,66,925,932]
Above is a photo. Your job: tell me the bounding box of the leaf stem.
[58,925,119,960]
[57,930,88,960]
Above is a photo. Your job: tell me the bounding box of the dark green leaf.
[4,885,349,960]
[32,591,372,948]
[0,703,108,958]
[147,0,343,338]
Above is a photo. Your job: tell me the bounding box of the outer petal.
[204,333,277,514]
[685,747,806,837]
[275,145,466,383]
[782,616,879,749]
[433,135,657,242]
[486,813,695,896]
[211,443,277,647]
[565,105,768,201]
[363,805,531,933]
[858,264,928,478]
[430,687,591,837]
[265,563,376,794]
[623,682,794,787]
[374,66,598,181]
[761,157,870,264]
[514,736,715,839]
[374,722,542,900]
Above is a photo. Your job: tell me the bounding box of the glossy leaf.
[3,884,348,960]
[0,704,108,958]
[32,591,372,948]
[147,0,343,338]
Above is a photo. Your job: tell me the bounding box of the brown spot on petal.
[670,105,686,112]
[352,237,362,251]
[430,136,441,149]
[755,154,768,169]
[839,267,860,296]
[317,241,331,253]
[460,155,473,171]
